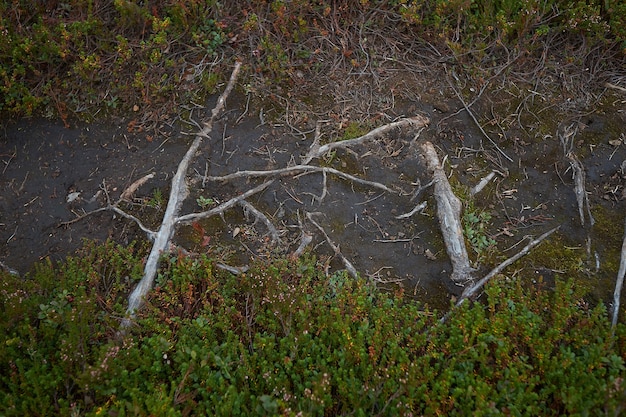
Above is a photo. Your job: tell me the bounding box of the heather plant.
[1,0,623,121]
[1,241,625,415]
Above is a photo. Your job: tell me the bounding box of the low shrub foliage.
[0,0,624,121]
[1,240,625,415]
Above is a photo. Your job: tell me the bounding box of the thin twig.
[458,226,560,306]
[207,165,396,193]
[448,78,513,163]
[611,218,626,332]
[306,212,358,278]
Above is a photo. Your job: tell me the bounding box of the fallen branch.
[59,179,157,240]
[120,172,155,201]
[207,165,396,193]
[421,141,475,283]
[314,115,429,158]
[437,226,560,324]
[457,225,560,307]
[176,180,273,225]
[470,171,496,196]
[290,231,313,259]
[306,212,358,278]
[567,152,594,227]
[239,200,281,243]
[395,201,427,219]
[611,218,626,331]
[123,61,242,325]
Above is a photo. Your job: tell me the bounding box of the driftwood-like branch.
[421,141,475,283]
[437,226,560,323]
[470,171,496,196]
[314,115,429,158]
[306,212,358,278]
[120,172,155,201]
[176,180,273,225]
[239,199,281,243]
[123,61,242,324]
[611,218,626,331]
[290,231,313,259]
[207,165,396,193]
[395,201,427,219]
[567,152,594,227]
[458,226,560,306]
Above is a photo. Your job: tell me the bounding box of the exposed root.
[123,61,242,327]
[611,218,626,331]
[239,200,281,244]
[421,141,475,284]
[306,211,358,279]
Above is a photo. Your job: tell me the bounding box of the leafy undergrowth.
[1,240,625,415]
[1,0,624,124]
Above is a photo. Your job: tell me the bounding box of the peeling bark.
[123,62,242,326]
[420,141,475,284]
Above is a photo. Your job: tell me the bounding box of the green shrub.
[1,241,625,415]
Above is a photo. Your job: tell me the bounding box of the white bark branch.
[176,180,273,225]
[611,218,626,331]
[421,141,475,283]
[457,226,560,307]
[207,165,396,193]
[314,115,429,158]
[123,61,242,325]
[239,199,281,243]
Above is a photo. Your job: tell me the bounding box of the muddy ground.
[1,85,625,310]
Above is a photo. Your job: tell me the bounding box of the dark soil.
[2,86,625,310]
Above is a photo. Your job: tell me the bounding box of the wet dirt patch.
[1,89,625,310]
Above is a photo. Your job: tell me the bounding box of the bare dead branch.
[290,231,313,259]
[470,171,496,196]
[421,141,476,283]
[306,212,358,278]
[458,226,560,306]
[314,115,429,158]
[177,180,273,225]
[567,152,594,227]
[124,61,242,325]
[239,200,281,243]
[207,165,396,193]
[611,218,626,331]
[395,201,427,219]
[120,172,155,201]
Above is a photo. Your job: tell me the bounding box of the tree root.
[421,141,475,284]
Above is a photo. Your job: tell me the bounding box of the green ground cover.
[1,240,625,415]
[1,0,624,122]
